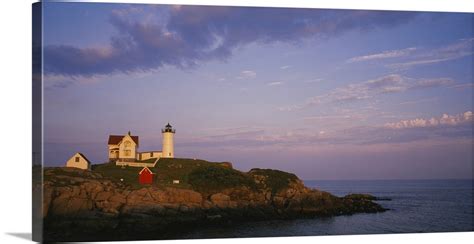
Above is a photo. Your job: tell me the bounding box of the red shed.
[138,167,154,185]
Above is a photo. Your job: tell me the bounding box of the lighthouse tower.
[162,123,175,158]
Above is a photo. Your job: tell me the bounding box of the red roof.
[139,167,154,175]
[108,135,139,146]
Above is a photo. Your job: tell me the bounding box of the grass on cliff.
[248,168,298,194]
[188,165,257,194]
[91,158,235,190]
[92,162,145,188]
[153,158,234,188]
[90,158,299,194]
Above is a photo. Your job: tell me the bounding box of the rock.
[179,205,190,213]
[149,188,168,202]
[185,190,203,204]
[206,214,222,220]
[285,199,303,213]
[210,193,230,202]
[264,191,272,201]
[81,181,104,195]
[236,200,250,208]
[164,187,203,204]
[43,186,54,217]
[202,200,214,209]
[50,197,93,216]
[69,186,81,197]
[108,193,127,204]
[344,193,376,201]
[375,197,392,201]
[41,166,388,241]
[78,189,88,199]
[122,203,166,215]
[126,188,154,205]
[272,196,287,208]
[210,193,231,208]
[96,195,124,212]
[285,188,296,198]
[228,201,238,208]
[55,186,73,199]
[141,191,155,202]
[95,191,113,201]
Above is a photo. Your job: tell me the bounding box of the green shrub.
[92,162,145,188]
[188,165,256,193]
[248,168,298,193]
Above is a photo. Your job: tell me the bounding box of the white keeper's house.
[108,123,176,167]
[65,152,92,170]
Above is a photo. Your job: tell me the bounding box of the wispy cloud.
[303,78,324,83]
[179,112,473,149]
[449,83,474,89]
[280,65,292,70]
[44,6,417,77]
[411,78,454,89]
[267,81,284,86]
[45,79,75,90]
[385,111,473,129]
[208,129,266,139]
[303,115,352,121]
[43,74,106,90]
[347,47,417,63]
[278,74,454,111]
[345,39,474,70]
[399,97,438,105]
[239,87,249,93]
[389,38,474,69]
[236,70,257,79]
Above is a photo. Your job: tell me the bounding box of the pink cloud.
[385,111,473,129]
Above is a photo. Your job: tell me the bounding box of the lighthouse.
[162,123,175,158]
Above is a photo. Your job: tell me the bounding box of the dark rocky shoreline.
[42,167,387,242]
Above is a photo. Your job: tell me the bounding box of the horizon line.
[302,178,474,181]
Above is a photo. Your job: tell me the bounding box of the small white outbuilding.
[66,152,91,170]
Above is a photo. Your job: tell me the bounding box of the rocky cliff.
[42,166,386,241]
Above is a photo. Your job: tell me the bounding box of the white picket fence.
[115,158,159,167]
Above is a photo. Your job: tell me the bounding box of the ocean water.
[180,179,473,238]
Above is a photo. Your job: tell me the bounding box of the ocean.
[179,179,473,238]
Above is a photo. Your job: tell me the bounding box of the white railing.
[115,158,160,168]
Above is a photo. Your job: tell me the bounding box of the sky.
[40,2,473,180]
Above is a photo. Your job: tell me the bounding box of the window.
[169,153,171,156]
[151,152,153,157]
[75,157,80,162]
[124,141,131,148]
[124,150,131,156]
